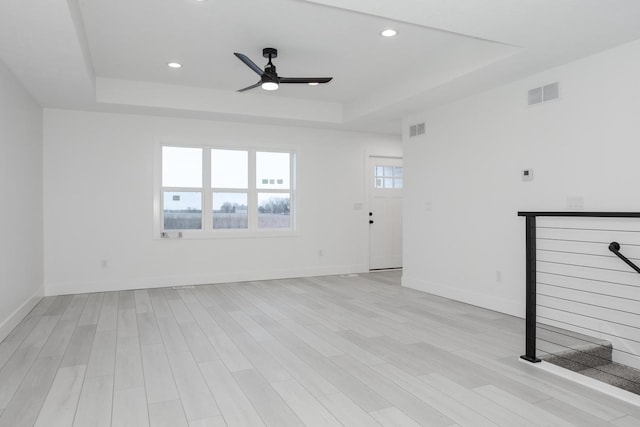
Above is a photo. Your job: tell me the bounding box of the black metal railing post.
[521,214,541,363]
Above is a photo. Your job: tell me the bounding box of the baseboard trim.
[44,264,370,296]
[401,275,523,318]
[0,289,44,342]
[525,359,640,408]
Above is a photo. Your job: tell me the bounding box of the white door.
[369,156,403,270]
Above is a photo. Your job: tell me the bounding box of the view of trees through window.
[212,192,248,229]
[258,194,290,228]
[161,146,293,232]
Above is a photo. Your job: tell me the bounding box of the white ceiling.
[1,0,640,135]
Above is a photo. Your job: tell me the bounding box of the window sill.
[158,229,299,240]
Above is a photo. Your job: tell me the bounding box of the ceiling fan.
[234,48,333,92]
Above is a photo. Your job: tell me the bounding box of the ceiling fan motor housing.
[263,47,278,59]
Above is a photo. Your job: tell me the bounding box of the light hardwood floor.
[1,270,639,426]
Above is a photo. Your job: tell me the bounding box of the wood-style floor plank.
[369,406,421,427]
[111,386,149,427]
[232,368,303,427]
[85,329,116,378]
[33,365,85,427]
[271,379,342,427]
[199,360,266,426]
[73,375,113,427]
[141,343,180,404]
[167,351,220,421]
[148,400,189,427]
[1,271,640,426]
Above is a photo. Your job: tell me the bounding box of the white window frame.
[154,141,297,239]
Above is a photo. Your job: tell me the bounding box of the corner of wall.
[0,286,44,343]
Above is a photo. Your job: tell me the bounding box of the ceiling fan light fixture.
[167,62,182,68]
[381,29,397,37]
[234,48,332,92]
[261,81,279,91]
[308,82,319,86]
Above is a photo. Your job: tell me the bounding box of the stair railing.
[608,241,640,274]
[518,211,640,364]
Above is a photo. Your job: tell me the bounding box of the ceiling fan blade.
[279,77,333,84]
[237,81,262,92]
[234,53,264,76]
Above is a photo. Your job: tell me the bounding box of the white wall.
[402,38,640,318]
[0,59,44,340]
[43,110,401,295]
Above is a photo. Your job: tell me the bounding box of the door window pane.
[257,152,290,189]
[162,147,202,187]
[213,192,248,229]
[258,193,290,229]
[375,164,403,190]
[163,191,202,229]
[212,149,248,189]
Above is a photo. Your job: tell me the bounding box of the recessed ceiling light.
[381,29,397,37]
[167,62,182,68]
[308,82,319,86]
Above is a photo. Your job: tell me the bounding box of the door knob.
[369,220,374,224]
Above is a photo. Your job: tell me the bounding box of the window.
[256,151,291,229]
[160,145,295,235]
[375,165,403,189]
[162,147,203,230]
[212,149,248,229]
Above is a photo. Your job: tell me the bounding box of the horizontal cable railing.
[518,212,640,394]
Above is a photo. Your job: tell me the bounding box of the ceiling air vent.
[409,122,425,137]
[528,82,560,106]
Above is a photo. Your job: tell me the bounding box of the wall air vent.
[528,82,560,106]
[409,122,425,137]
[543,82,559,101]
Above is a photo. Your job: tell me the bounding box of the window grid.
[161,145,295,234]
[374,165,403,189]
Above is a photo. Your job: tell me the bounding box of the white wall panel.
[42,110,401,295]
[0,59,44,340]
[403,37,640,324]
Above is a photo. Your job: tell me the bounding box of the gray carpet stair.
[537,324,640,395]
[579,362,640,395]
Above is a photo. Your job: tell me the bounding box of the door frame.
[366,153,403,270]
